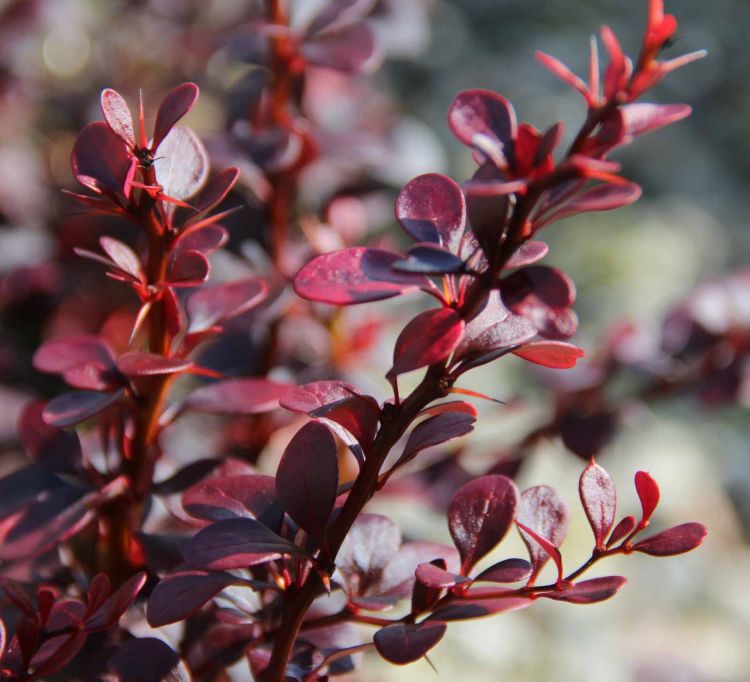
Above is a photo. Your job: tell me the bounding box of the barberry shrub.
[0,2,710,680]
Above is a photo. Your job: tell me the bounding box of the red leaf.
[154,126,208,201]
[174,225,228,255]
[448,89,517,162]
[474,558,533,584]
[515,521,563,584]
[30,631,88,677]
[517,485,569,576]
[539,182,641,227]
[146,569,238,627]
[448,475,519,574]
[152,82,200,152]
[186,378,289,415]
[535,51,592,102]
[167,250,210,286]
[537,576,627,604]
[71,122,134,196]
[398,412,475,466]
[184,517,302,570]
[632,522,707,556]
[18,402,82,474]
[294,247,430,305]
[275,422,339,553]
[84,571,146,631]
[504,241,549,269]
[101,88,135,147]
[85,574,112,617]
[512,341,584,369]
[579,461,617,549]
[117,352,192,377]
[99,236,144,281]
[374,621,446,665]
[389,308,465,377]
[395,173,466,251]
[634,470,660,526]
[621,103,692,139]
[280,381,363,413]
[187,278,267,333]
[415,563,469,589]
[42,390,123,428]
[607,515,636,547]
[33,335,116,382]
[192,167,240,215]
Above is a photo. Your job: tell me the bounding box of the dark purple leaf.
[147,570,238,627]
[33,335,115,378]
[152,82,200,152]
[175,225,228,255]
[374,622,446,665]
[30,631,88,677]
[152,459,220,496]
[276,422,338,553]
[17,402,82,474]
[607,515,637,547]
[399,412,476,466]
[378,542,460,599]
[411,559,447,614]
[415,563,469,589]
[309,394,380,449]
[280,381,362,413]
[448,475,519,574]
[392,243,467,275]
[517,486,569,577]
[395,173,466,251]
[504,241,549,269]
[537,576,627,604]
[301,22,375,73]
[632,523,707,556]
[448,90,517,162]
[634,470,660,525]
[109,637,189,682]
[560,410,617,459]
[294,247,430,305]
[429,593,530,621]
[389,308,465,378]
[84,571,146,631]
[71,122,133,196]
[579,461,617,549]
[86,574,111,616]
[154,126,208,201]
[0,467,63,520]
[186,378,289,415]
[182,474,282,529]
[42,390,123,428]
[621,103,692,138]
[101,88,135,147]
[474,558,533,583]
[192,167,240,214]
[184,517,303,570]
[117,352,192,377]
[465,169,508,262]
[512,341,584,369]
[187,278,268,332]
[168,250,210,286]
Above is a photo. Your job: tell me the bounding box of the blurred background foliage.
[0,0,747,679]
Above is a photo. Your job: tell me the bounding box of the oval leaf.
[374,622,446,665]
[71,122,133,195]
[117,352,192,377]
[186,378,289,415]
[632,522,707,556]
[579,461,617,549]
[634,470,660,526]
[474,558,533,584]
[42,390,123,428]
[517,485,569,575]
[101,88,135,147]
[537,576,627,604]
[152,82,200,152]
[448,89,517,160]
[187,278,268,333]
[512,341,584,368]
[154,126,208,201]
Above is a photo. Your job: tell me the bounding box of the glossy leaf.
[415,563,469,589]
[539,182,641,227]
[395,173,466,251]
[280,381,363,414]
[392,243,467,275]
[276,422,338,553]
[294,247,430,305]
[389,308,465,377]
[429,592,530,621]
[512,341,585,369]
[168,250,210,286]
[378,541,460,600]
[71,122,133,196]
[100,88,135,147]
[634,470,660,526]
[152,82,200,152]
[465,189,508,263]
[579,461,617,549]
[117,352,192,377]
[505,241,549,269]
[147,569,238,627]
[186,378,289,415]
[537,576,627,604]
[399,412,476,465]
[474,558,533,584]
[374,622,446,665]
[18,402,82,474]
[448,90,517,162]
[192,166,240,214]
[516,485,569,575]
[100,236,144,281]
[448,475,519,574]
[632,523,707,556]
[183,517,302,570]
[84,571,146,631]
[42,390,123,428]
[175,224,228,255]
[187,278,268,332]
[154,126,208,201]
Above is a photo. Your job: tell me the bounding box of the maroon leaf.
[378,542,460,600]
[182,474,282,529]
[117,352,192,377]
[100,236,144,281]
[429,591,530,621]
[154,126,208,201]
[309,394,380,451]
[516,485,569,576]
[395,173,466,251]
[71,122,134,196]
[301,21,375,73]
[108,638,189,682]
[632,523,707,556]
[33,335,116,381]
[280,381,362,413]
[152,82,200,152]
[579,461,617,549]
[186,378,289,415]
[515,521,563,584]
[539,182,641,227]
[147,569,238,627]
[448,475,519,574]
[18,402,82,474]
[374,621,446,665]
[621,103,692,139]
[100,88,135,147]
[398,412,476,466]
[192,167,240,214]
[505,241,549,269]
[168,250,210,286]
[537,576,627,604]
[42,390,123,428]
[512,341,584,369]
[295,247,430,305]
[448,89,517,162]
[174,224,228,255]
[187,278,268,332]
[392,244,467,275]
[634,471,660,526]
[85,574,112,617]
[30,631,88,677]
[183,517,303,570]
[276,422,338,553]
[607,515,636,547]
[474,558,533,583]
[415,563,469,589]
[84,571,146,631]
[389,308,465,377]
